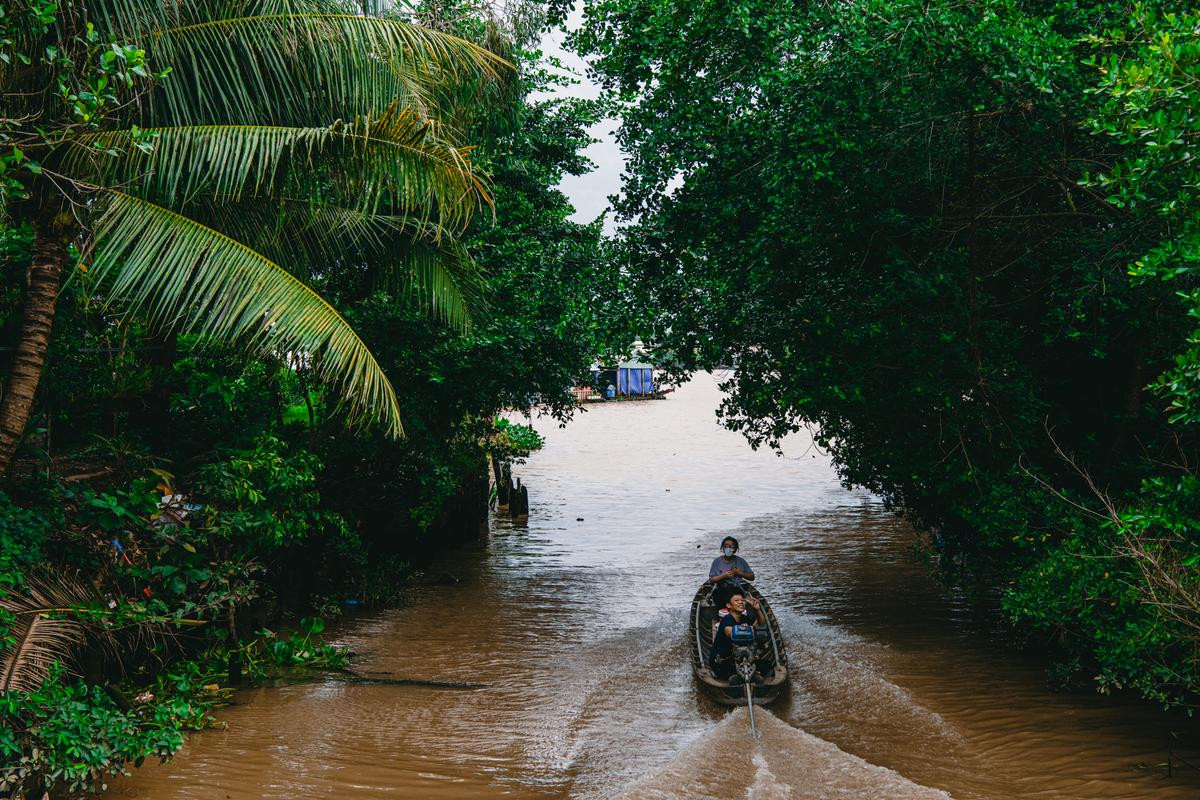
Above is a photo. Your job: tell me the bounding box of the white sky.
[538,10,624,230]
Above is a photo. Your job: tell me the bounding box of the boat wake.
[611,708,951,800]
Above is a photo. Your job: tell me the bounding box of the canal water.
[110,372,1200,799]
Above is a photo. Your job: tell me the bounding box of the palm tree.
[0,0,507,473]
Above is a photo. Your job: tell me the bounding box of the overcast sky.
[538,12,624,229]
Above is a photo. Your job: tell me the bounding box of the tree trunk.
[0,219,68,476]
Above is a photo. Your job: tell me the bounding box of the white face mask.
[722,547,735,558]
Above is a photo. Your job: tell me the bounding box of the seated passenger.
[708,535,754,607]
[708,591,763,678]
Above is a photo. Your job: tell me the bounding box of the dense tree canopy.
[0,2,622,795]
[576,0,1200,703]
[0,0,508,472]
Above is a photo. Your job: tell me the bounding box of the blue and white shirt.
[709,555,753,587]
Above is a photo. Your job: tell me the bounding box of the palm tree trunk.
[0,220,67,476]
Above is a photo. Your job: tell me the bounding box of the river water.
[111,372,1200,799]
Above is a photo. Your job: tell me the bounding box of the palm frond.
[83,0,169,38]
[89,0,380,38]
[91,190,404,436]
[192,199,485,330]
[69,107,491,232]
[142,14,509,128]
[0,576,93,694]
[397,236,484,332]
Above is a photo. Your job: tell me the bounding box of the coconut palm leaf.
[90,0,402,39]
[396,237,484,330]
[0,572,200,693]
[91,190,404,436]
[195,199,485,329]
[0,576,92,694]
[143,13,509,128]
[69,108,491,232]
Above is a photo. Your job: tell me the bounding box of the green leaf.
[91,190,404,437]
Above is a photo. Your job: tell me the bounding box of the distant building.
[616,356,655,396]
[590,356,655,398]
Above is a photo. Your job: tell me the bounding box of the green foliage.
[0,491,54,664]
[73,479,159,534]
[254,617,348,671]
[576,0,1200,703]
[2,2,509,447]
[316,40,625,533]
[1085,7,1200,430]
[492,418,544,461]
[0,225,31,329]
[0,3,617,794]
[0,457,354,797]
[0,1,165,216]
[0,663,206,798]
[0,491,51,588]
[1005,475,1200,706]
[166,346,283,449]
[198,435,349,551]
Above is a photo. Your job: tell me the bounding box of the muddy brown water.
[110,372,1200,799]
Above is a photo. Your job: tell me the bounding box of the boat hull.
[689,581,789,705]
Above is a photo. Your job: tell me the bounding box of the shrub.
[0,664,208,799]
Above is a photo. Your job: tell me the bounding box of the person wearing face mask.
[708,536,754,607]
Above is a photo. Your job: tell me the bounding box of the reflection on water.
[110,373,1200,799]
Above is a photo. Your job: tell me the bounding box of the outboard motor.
[730,622,755,644]
[730,622,762,737]
[730,623,757,674]
[730,623,762,680]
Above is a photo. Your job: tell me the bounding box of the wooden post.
[511,478,529,523]
[497,464,512,511]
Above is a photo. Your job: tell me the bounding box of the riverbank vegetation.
[1,1,617,795]
[575,0,1200,707]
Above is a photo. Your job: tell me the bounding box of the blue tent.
[616,358,654,396]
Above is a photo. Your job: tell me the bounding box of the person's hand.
[746,595,761,608]
[722,569,735,580]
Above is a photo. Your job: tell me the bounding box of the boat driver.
[708,535,754,607]
[708,591,763,678]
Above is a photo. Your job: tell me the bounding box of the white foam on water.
[611,708,951,800]
[746,752,791,800]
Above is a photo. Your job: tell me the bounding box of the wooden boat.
[689,581,789,705]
